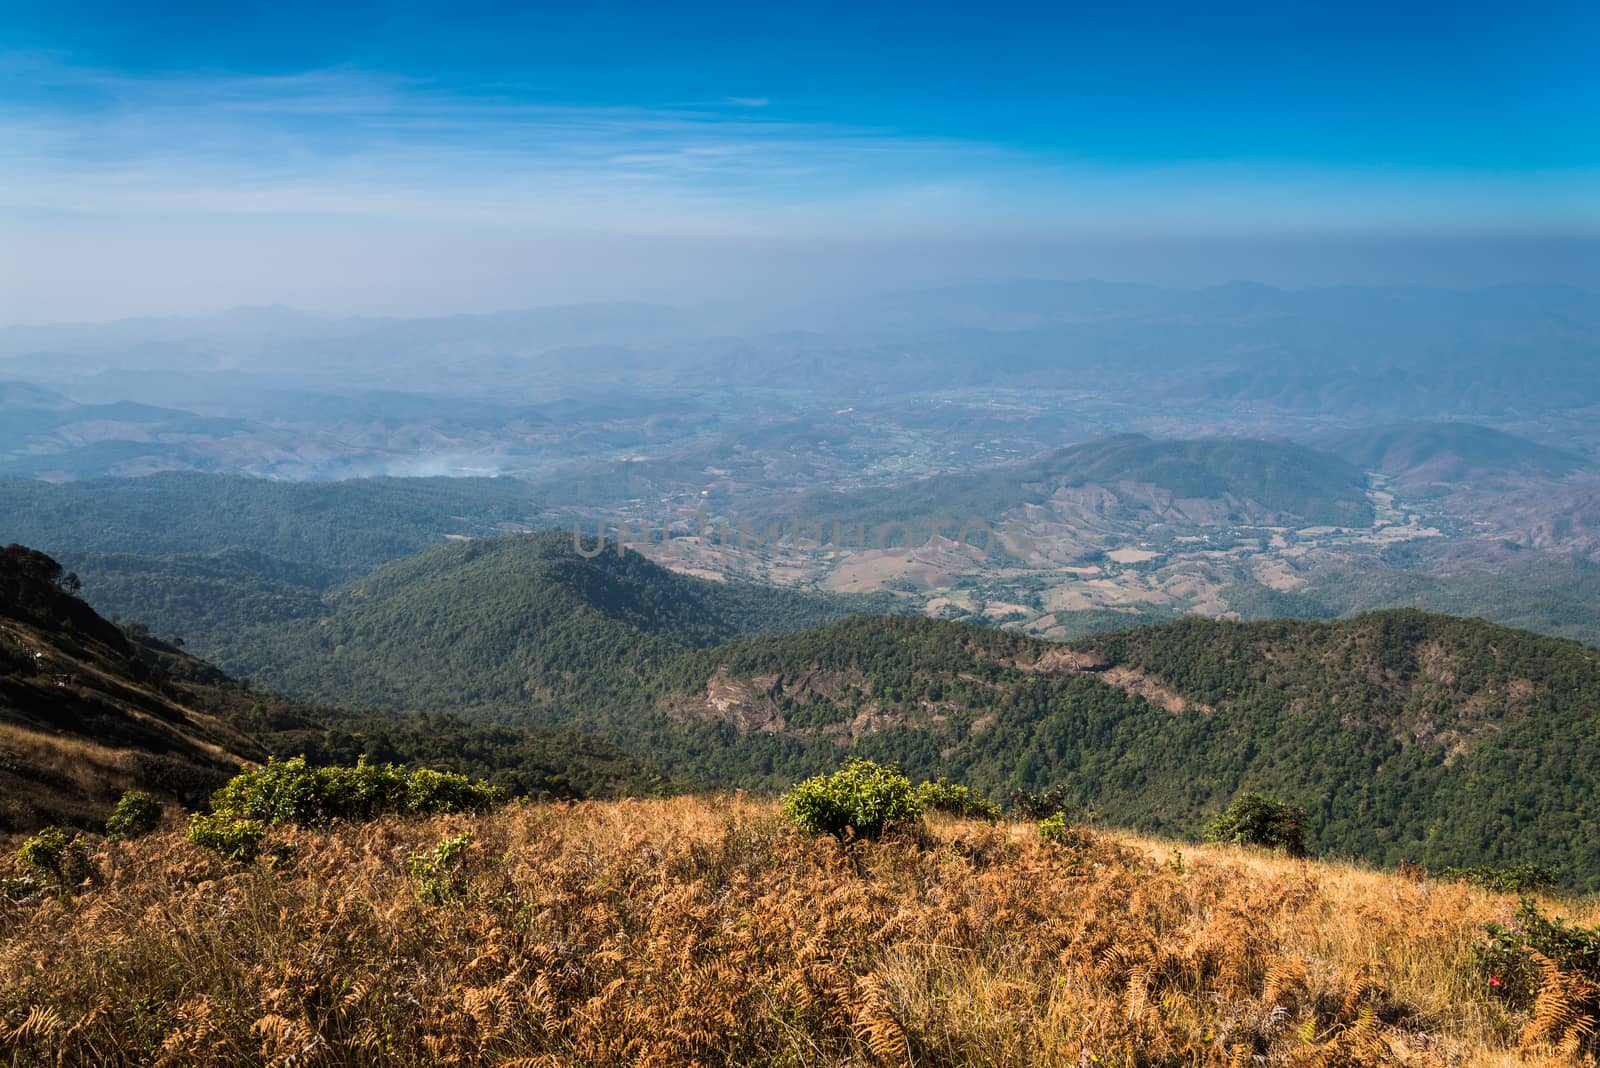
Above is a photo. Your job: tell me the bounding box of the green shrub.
[15,826,97,893]
[1203,793,1308,856]
[1438,863,1560,894]
[185,812,267,862]
[206,756,502,826]
[408,831,475,905]
[186,757,501,859]
[914,778,1002,821]
[782,759,922,839]
[208,756,323,824]
[1474,899,1600,1014]
[105,790,163,840]
[405,767,500,814]
[1037,811,1086,849]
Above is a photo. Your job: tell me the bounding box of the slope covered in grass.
[3,795,1596,1065]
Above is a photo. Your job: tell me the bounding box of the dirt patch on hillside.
[1008,644,1213,715]
[667,666,908,739]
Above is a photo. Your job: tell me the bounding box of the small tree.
[1203,793,1308,856]
[185,813,267,862]
[1010,785,1088,822]
[15,827,97,894]
[106,790,163,840]
[915,778,1001,821]
[783,759,922,839]
[1037,811,1087,848]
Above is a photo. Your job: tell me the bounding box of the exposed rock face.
[1008,644,1213,715]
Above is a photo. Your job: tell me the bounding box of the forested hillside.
[0,472,545,574]
[1314,421,1588,488]
[677,612,1600,885]
[0,544,669,833]
[204,534,1600,887]
[231,531,903,715]
[0,473,552,662]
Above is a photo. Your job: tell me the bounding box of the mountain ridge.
[198,532,1600,887]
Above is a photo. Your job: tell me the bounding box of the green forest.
[150,531,1600,889]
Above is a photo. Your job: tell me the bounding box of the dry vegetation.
[2,795,1598,1067]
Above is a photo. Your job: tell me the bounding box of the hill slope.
[1313,421,1588,491]
[0,544,672,833]
[0,544,265,832]
[0,471,545,575]
[0,472,550,668]
[8,795,1593,1066]
[236,530,902,715]
[673,611,1600,884]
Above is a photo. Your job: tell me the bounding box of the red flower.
[1489,975,1503,987]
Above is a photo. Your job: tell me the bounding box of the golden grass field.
[3,795,1598,1067]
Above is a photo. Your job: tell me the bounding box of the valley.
[6,283,1600,657]
[5,282,1600,886]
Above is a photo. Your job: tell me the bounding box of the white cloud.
[4,53,1597,243]
[0,56,1007,238]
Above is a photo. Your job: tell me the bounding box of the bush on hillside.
[408,831,475,905]
[185,813,267,862]
[14,826,97,893]
[1438,863,1560,894]
[206,756,502,826]
[914,778,1001,821]
[1475,899,1600,1042]
[1203,793,1308,856]
[105,790,163,840]
[782,759,921,839]
[1036,811,1087,849]
[186,757,502,859]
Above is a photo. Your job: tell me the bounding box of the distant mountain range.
[762,434,1376,539]
[7,419,1600,653]
[5,281,1598,415]
[1312,421,1588,491]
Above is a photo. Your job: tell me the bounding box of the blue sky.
[2,2,1597,319]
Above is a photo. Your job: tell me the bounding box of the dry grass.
[2,795,1597,1067]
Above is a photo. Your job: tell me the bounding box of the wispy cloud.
[9,52,1594,244]
[0,55,1023,237]
[4,52,1600,323]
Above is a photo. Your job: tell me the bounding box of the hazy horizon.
[2,242,1598,328]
